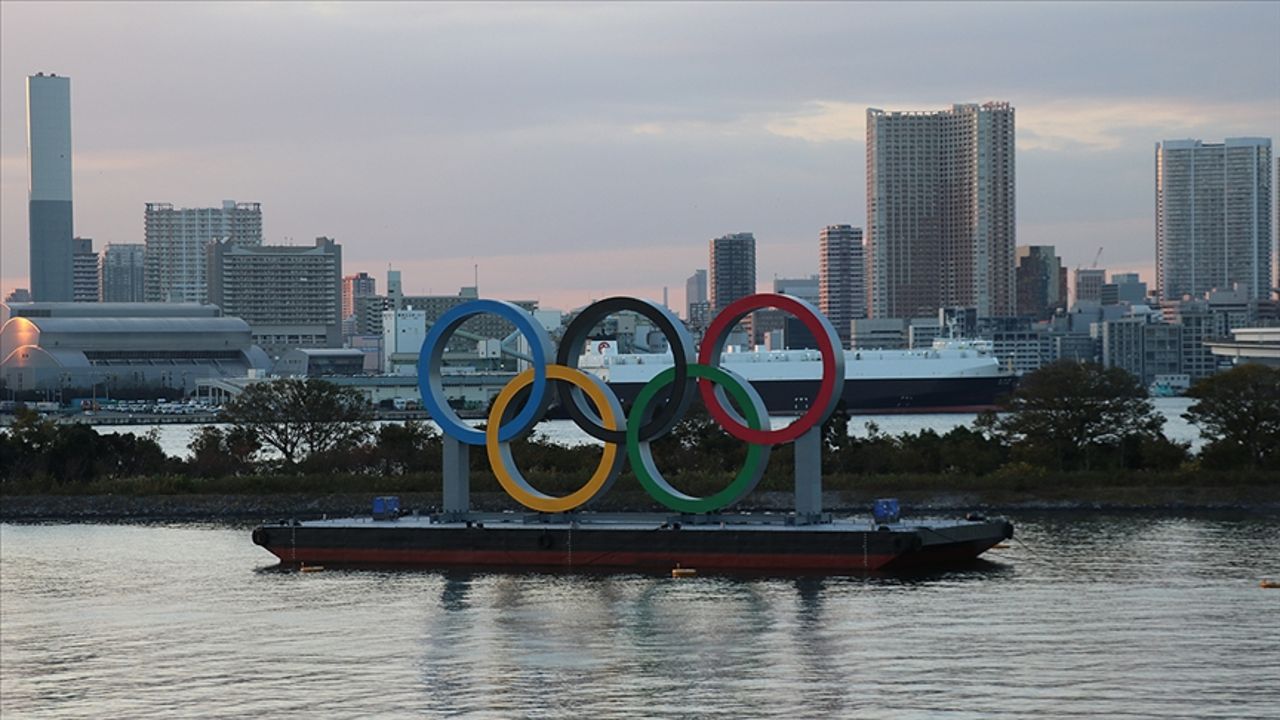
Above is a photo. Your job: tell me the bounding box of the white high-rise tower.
[1155,138,1273,301]
[27,73,74,302]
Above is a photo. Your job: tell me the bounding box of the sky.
[1,1,1278,313]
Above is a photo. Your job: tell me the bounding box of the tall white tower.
[27,73,74,302]
[1155,138,1273,301]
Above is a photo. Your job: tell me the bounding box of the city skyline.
[2,2,1278,313]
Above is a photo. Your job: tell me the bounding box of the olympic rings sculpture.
[417,293,845,514]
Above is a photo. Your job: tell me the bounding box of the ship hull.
[252,517,1013,574]
[607,374,1017,415]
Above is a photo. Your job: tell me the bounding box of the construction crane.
[1091,247,1103,269]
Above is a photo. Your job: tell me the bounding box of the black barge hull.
[252,517,1014,573]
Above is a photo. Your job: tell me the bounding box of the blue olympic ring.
[416,299,554,445]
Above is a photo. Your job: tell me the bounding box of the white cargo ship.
[578,339,1016,415]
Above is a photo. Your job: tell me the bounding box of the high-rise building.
[1156,138,1273,301]
[819,224,865,345]
[1074,268,1106,306]
[709,233,756,314]
[72,237,99,302]
[685,269,707,320]
[387,269,403,309]
[1014,245,1067,319]
[27,73,74,302]
[866,102,1016,319]
[144,200,263,303]
[342,272,377,320]
[351,294,391,337]
[99,243,146,302]
[207,236,342,354]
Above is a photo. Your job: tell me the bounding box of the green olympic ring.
[626,363,772,514]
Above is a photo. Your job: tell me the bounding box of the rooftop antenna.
[474,263,479,293]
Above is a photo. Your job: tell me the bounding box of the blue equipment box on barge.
[372,496,400,520]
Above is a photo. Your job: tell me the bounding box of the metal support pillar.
[442,436,471,517]
[794,426,822,523]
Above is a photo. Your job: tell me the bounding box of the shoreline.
[3,491,1277,522]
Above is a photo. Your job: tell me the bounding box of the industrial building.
[1206,328,1280,367]
[274,348,367,377]
[0,303,270,393]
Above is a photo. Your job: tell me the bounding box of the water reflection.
[3,517,1278,718]
[405,561,1035,717]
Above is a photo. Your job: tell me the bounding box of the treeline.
[1,363,1277,492]
[825,362,1278,475]
[0,410,449,486]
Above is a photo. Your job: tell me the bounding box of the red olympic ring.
[697,293,845,445]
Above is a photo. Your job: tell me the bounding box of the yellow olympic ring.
[486,364,626,513]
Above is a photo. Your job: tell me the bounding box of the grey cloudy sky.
[2,1,1277,311]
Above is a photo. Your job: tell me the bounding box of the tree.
[221,379,372,468]
[991,361,1166,471]
[1,408,58,482]
[188,425,261,477]
[1,411,172,485]
[1185,364,1280,469]
[373,421,441,475]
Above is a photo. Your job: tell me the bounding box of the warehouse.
[1,304,271,393]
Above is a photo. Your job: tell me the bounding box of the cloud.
[760,97,1280,151]
[765,102,866,144]
[2,2,1277,302]
[1017,99,1279,151]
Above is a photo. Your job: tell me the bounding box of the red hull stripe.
[267,546,903,571]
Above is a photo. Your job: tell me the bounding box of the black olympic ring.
[555,296,696,444]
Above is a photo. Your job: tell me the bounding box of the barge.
[251,512,1014,574]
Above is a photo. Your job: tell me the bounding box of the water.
[96,398,1203,459]
[2,516,1277,718]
